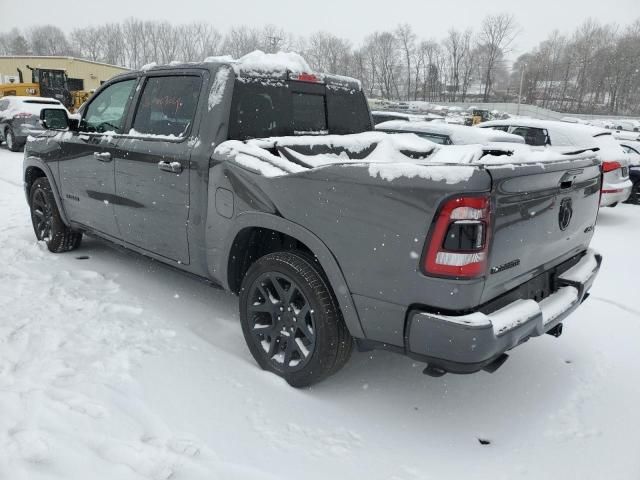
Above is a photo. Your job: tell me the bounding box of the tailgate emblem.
[559,198,573,231]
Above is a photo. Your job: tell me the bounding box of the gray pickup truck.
[24,55,602,386]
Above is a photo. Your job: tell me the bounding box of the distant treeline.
[1,15,639,115]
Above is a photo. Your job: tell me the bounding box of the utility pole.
[267,36,282,53]
[517,63,526,116]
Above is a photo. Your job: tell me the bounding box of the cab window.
[80,79,137,134]
[131,76,202,137]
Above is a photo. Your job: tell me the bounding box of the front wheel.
[29,177,82,253]
[239,251,352,387]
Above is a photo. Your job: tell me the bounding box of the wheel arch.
[23,157,71,226]
[222,212,365,339]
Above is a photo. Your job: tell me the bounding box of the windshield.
[228,79,372,140]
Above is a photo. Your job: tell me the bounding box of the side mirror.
[40,108,73,130]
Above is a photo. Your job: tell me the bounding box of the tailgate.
[480,158,601,303]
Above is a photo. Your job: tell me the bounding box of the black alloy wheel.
[246,271,317,372]
[239,251,352,387]
[31,186,54,242]
[29,177,82,252]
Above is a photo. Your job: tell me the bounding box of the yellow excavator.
[0,67,89,111]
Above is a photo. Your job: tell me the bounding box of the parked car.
[613,119,640,132]
[371,110,443,125]
[620,141,640,205]
[25,54,602,386]
[613,130,640,142]
[376,120,525,145]
[480,119,632,207]
[0,96,68,152]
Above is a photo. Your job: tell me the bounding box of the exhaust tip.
[547,323,563,338]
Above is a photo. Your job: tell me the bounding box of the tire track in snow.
[591,296,640,318]
[0,176,22,188]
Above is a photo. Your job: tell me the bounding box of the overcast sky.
[2,0,639,56]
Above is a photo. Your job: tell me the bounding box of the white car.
[480,119,632,207]
[612,119,640,132]
[376,120,525,146]
[0,96,69,152]
[370,111,444,125]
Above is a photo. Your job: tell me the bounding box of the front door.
[114,74,203,264]
[59,78,138,237]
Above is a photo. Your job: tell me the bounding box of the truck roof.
[125,51,362,91]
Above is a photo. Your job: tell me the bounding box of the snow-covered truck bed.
[24,51,601,385]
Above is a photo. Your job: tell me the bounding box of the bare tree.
[444,28,472,101]
[28,25,71,56]
[304,32,351,75]
[478,13,518,101]
[395,24,415,101]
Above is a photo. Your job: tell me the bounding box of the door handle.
[158,161,183,174]
[93,152,112,162]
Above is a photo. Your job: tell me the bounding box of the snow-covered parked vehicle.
[376,119,525,145]
[480,119,633,207]
[24,52,602,386]
[0,96,69,152]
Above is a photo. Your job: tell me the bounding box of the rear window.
[292,93,327,134]
[228,79,371,140]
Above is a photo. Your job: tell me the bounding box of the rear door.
[113,73,204,264]
[480,157,601,303]
[59,77,138,237]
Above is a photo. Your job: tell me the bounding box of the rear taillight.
[423,195,491,278]
[602,161,621,173]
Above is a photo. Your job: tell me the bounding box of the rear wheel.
[29,177,82,253]
[5,127,22,152]
[239,251,352,387]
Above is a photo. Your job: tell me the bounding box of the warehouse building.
[0,56,129,92]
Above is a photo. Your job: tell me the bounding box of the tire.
[625,182,640,205]
[239,251,352,387]
[608,202,618,208]
[5,127,22,152]
[29,177,82,253]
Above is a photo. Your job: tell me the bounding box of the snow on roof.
[204,50,311,77]
[201,50,360,89]
[376,120,525,145]
[482,118,609,138]
[481,118,627,161]
[613,130,640,142]
[1,96,61,102]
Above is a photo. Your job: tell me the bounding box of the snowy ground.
[0,146,639,480]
